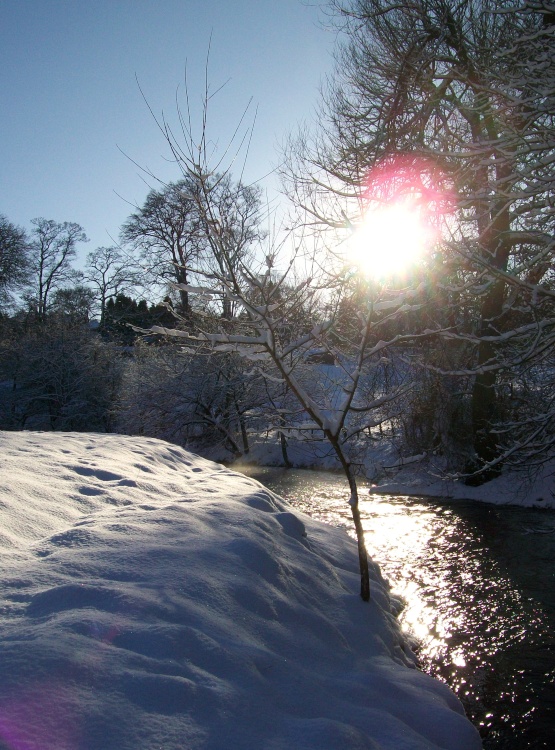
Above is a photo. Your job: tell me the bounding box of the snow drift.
[0,431,481,749]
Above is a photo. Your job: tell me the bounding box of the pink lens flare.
[361,154,456,227]
[0,683,81,750]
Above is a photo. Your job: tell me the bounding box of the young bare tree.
[135,81,442,600]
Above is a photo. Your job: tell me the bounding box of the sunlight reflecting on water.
[358,494,551,745]
[237,466,555,749]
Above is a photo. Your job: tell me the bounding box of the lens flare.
[347,156,452,279]
[349,197,434,278]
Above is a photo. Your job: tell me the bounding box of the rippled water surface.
[238,466,555,749]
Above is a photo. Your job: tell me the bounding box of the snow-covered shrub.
[0,319,123,431]
[115,340,267,458]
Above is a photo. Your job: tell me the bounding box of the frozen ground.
[0,430,481,749]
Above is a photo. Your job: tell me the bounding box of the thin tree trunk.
[347,469,371,602]
[237,405,250,455]
[279,431,292,468]
[330,434,370,601]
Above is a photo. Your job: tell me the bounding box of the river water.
[237,466,555,749]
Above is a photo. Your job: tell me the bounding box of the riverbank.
[0,430,481,750]
[367,459,555,509]
[225,434,555,510]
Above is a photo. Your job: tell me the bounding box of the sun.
[348,197,434,279]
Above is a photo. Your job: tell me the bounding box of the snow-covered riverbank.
[367,459,555,509]
[232,433,555,510]
[0,431,481,749]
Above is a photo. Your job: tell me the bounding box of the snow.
[0,430,481,749]
[370,460,555,509]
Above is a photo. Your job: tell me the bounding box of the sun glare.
[348,197,434,279]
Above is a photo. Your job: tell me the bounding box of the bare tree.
[192,172,265,318]
[120,180,202,316]
[25,218,88,321]
[0,214,29,311]
[121,174,264,319]
[84,245,140,325]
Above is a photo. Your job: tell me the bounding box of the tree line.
[0,172,265,435]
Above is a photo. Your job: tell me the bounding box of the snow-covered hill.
[0,431,481,749]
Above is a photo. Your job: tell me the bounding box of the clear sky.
[0,0,334,264]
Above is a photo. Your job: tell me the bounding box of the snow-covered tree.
[0,318,122,431]
[116,341,265,457]
[283,0,555,480]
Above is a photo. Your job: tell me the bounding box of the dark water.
[237,466,555,749]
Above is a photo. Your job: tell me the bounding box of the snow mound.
[0,431,481,749]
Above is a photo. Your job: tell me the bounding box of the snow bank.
[370,458,555,509]
[0,431,481,749]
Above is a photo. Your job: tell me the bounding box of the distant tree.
[192,172,265,318]
[25,218,88,321]
[103,293,176,342]
[0,214,29,311]
[121,175,264,319]
[120,179,203,316]
[50,285,96,324]
[104,294,143,342]
[84,246,140,325]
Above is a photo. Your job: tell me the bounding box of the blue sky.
[0,0,334,263]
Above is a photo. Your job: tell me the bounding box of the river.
[237,466,555,749]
